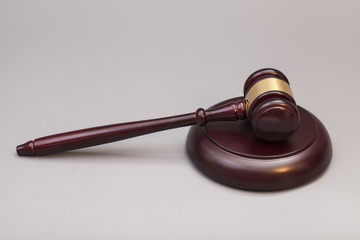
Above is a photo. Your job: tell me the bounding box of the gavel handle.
[17,98,246,156]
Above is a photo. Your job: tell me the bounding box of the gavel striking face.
[244,68,299,142]
[17,68,300,156]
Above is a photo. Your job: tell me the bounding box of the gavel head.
[244,68,300,142]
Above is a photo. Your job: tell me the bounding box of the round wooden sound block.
[186,97,332,191]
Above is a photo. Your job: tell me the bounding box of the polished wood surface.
[17,99,246,156]
[17,68,308,156]
[186,97,332,191]
[244,68,300,142]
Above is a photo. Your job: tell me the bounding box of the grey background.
[1,0,359,239]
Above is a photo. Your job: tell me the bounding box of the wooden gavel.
[17,68,300,156]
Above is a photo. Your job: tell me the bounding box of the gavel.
[17,68,300,156]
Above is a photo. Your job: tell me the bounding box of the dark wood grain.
[186,98,332,191]
[17,99,246,156]
[17,68,302,156]
[244,68,300,142]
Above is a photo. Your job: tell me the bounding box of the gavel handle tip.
[17,140,35,156]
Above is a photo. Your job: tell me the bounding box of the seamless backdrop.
[1,1,359,239]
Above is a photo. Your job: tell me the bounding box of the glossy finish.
[251,99,300,142]
[244,68,300,142]
[186,98,332,191]
[17,99,246,156]
[243,68,290,94]
[17,68,301,156]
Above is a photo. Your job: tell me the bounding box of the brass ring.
[245,77,294,115]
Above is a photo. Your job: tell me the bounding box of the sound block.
[186,97,332,191]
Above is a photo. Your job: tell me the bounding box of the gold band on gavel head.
[245,77,294,115]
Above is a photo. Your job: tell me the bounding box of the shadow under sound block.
[186,97,332,191]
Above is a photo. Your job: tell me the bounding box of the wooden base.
[186,98,332,191]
